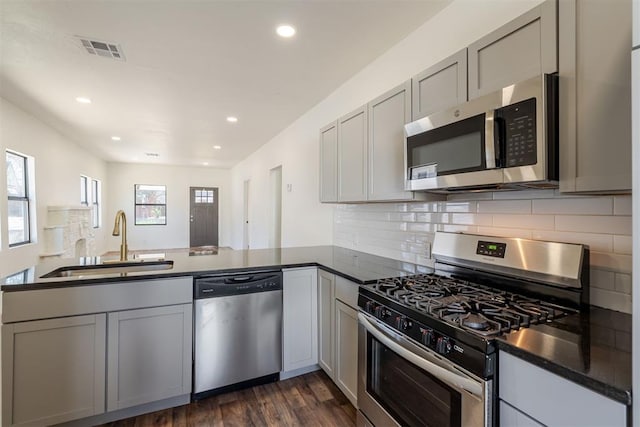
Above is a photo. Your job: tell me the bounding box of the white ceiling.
[0,0,450,168]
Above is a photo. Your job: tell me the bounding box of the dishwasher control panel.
[194,271,283,298]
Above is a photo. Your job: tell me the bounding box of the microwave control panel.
[498,97,537,167]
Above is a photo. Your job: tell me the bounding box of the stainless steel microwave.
[404,74,558,193]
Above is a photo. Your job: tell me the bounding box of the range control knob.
[401,318,412,331]
[365,301,377,314]
[374,306,389,320]
[436,337,452,355]
[421,329,435,347]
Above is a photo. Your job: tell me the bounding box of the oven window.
[367,335,461,427]
[407,113,486,176]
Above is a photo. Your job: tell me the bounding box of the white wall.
[229,0,544,250]
[106,163,231,252]
[0,97,109,277]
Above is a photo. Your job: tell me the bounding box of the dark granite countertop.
[1,246,631,405]
[0,246,430,291]
[497,306,632,405]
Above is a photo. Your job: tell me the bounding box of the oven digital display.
[476,241,506,258]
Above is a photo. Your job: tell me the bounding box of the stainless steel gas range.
[357,231,589,427]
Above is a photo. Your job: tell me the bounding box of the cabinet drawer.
[499,352,626,426]
[335,276,358,309]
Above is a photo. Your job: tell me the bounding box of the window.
[194,189,215,204]
[91,179,101,228]
[6,151,32,246]
[80,175,88,206]
[134,184,166,225]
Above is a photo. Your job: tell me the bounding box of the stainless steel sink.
[41,260,174,278]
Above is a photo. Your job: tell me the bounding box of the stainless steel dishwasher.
[193,270,282,398]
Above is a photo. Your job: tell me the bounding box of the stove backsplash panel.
[334,189,631,313]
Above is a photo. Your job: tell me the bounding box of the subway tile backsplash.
[333,189,632,313]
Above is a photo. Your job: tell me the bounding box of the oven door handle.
[358,313,483,400]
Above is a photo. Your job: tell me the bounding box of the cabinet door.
[367,80,414,201]
[107,304,192,411]
[335,300,358,408]
[283,268,318,372]
[338,106,368,202]
[499,401,544,427]
[634,0,639,47]
[317,269,335,378]
[412,49,467,120]
[2,314,106,426]
[559,0,632,192]
[499,351,626,426]
[320,121,338,202]
[468,0,557,98]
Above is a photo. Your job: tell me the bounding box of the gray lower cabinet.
[319,121,338,202]
[318,269,335,378]
[412,49,467,120]
[559,0,632,193]
[107,304,192,411]
[2,314,106,426]
[338,106,368,202]
[1,277,193,426]
[317,272,358,408]
[499,351,626,426]
[282,268,318,375]
[334,300,358,407]
[499,401,543,427]
[468,0,557,99]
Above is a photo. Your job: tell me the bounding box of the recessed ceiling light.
[76,96,92,104]
[203,162,209,166]
[213,145,222,150]
[226,116,238,123]
[276,25,296,38]
[111,136,121,141]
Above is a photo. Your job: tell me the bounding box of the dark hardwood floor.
[100,370,357,427]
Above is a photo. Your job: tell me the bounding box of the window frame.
[80,175,89,206]
[6,150,32,247]
[134,184,167,226]
[91,178,101,228]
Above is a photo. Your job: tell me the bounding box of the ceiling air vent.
[76,36,125,61]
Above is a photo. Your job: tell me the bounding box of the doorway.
[269,166,282,248]
[189,187,219,248]
[243,180,250,249]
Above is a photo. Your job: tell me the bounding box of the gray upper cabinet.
[412,49,467,120]
[559,0,632,193]
[368,80,414,201]
[338,106,368,202]
[319,121,338,203]
[468,0,557,98]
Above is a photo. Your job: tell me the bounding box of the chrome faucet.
[112,210,128,261]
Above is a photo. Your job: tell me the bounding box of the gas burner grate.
[368,272,573,338]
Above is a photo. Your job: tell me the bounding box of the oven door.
[357,312,492,427]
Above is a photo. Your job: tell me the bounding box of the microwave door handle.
[485,111,497,169]
[358,313,483,400]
